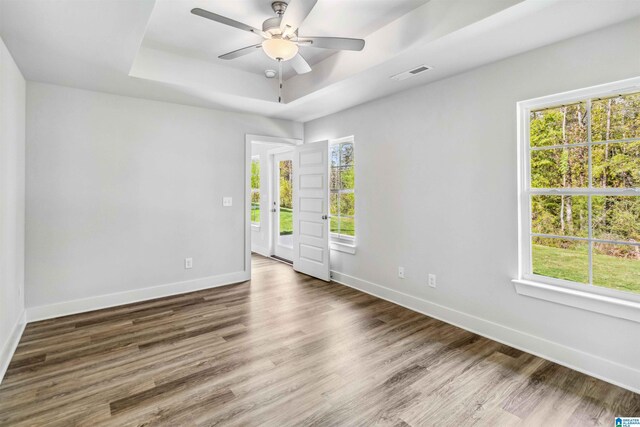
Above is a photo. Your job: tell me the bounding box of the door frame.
[245,134,302,276]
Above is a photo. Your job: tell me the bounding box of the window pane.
[330,193,338,216]
[592,141,640,188]
[592,196,640,243]
[529,103,587,147]
[330,167,340,190]
[593,242,640,294]
[531,195,588,237]
[330,140,356,239]
[251,159,260,190]
[340,143,354,166]
[280,208,292,236]
[279,160,293,236]
[330,216,340,234]
[339,193,355,216]
[592,93,640,142]
[279,160,292,209]
[251,191,260,224]
[340,166,355,190]
[530,146,589,188]
[330,144,340,167]
[532,237,588,283]
[339,217,355,236]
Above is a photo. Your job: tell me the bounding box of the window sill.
[330,241,357,254]
[251,224,261,231]
[512,279,640,323]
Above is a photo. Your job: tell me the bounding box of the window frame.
[250,156,261,227]
[516,77,640,312]
[330,136,356,245]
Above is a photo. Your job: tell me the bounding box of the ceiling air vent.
[390,65,432,81]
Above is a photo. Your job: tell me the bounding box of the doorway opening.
[245,135,331,282]
[246,135,301,269]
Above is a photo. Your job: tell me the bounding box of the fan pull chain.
[278,59,283,103]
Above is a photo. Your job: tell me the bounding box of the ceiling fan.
[191,0,366,102]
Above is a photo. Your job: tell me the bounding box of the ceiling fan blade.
[191,8,267,38]
[280,0,318,38]
[298,37,365,51]
[290,53,312,74]
[218,44,262,60]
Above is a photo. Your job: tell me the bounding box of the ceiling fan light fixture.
[262,38,298,61]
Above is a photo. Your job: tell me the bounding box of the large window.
[251,157,260,225]
[330,137,356,241]
[521,87,640,298]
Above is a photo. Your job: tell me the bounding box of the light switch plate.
[223,197,233,207]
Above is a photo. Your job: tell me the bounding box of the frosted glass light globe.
[262,38,298,61]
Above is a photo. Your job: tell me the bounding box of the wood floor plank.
[0,254,637,426]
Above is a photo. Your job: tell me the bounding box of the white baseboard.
[0,309,26,384]
[27,271,250,322]
[330,270,640,394]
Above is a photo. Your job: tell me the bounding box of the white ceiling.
[1,0,639,123]
[143,0,430,79]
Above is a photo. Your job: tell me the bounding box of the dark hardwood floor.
[0,254,638,426]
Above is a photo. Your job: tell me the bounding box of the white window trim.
[330,136,356,248]
[330,240,357,254]
[251,156,261,227]
[515,76,640,323]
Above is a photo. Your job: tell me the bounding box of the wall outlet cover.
[428,274,436,288]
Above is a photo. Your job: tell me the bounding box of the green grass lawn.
[250,205,290,233]
[532,244,640,294]
[251,203,260,223]
[280,208,293,235]
[277,208,355,237]
[330,216,354,236]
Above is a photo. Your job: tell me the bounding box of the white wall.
[0,37,26,380]
[26,82,302,316]
[305,18,640,390]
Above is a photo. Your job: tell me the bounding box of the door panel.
[293,141,330,281]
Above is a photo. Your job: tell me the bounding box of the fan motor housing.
[271,1,287,15]
[262,16,282,34]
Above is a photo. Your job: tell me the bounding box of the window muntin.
[524,91,640,296]
[251,157,260,225]
[330,138,355,240]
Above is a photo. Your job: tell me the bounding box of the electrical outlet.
[398,266,405,279]
[185,258,193,269]
[428,273,436,288]
[222,197,233,207]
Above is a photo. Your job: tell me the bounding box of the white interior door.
[292,140,330,281]
[272,151,294,261]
